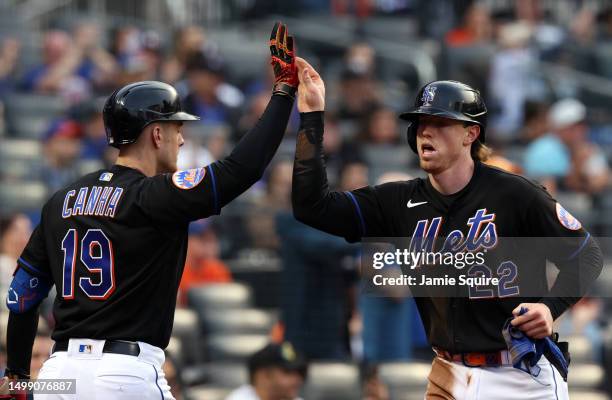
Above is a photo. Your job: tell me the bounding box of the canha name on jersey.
[62,186,124,219]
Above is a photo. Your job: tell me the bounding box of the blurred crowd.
[1,0,612,399]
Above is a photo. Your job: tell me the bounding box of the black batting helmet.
[103,81,200,148]
[399,80,487,154]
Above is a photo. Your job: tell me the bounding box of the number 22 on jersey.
[61,229,115,300]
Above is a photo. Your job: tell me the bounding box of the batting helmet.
[399,80,487,154]
[103,81,200,148]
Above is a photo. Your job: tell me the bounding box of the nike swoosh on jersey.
[407,200,428,208]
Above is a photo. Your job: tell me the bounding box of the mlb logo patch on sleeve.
[99,172,113,182]
[556,202,582,230]
[172,167,206,190]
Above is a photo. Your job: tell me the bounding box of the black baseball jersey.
[17,164,218,348]
[292,112,603,353]
[344,161,597,352]
[14,95,293,350]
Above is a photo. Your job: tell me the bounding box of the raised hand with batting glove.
[270,21,298,99]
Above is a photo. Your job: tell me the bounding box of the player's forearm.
[292,112,360,240]
[211,94,293,208]
[541,237,603,319]
[6,308,39,377]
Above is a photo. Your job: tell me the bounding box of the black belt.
[53,340,140,356]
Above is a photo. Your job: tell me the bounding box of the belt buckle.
[462,352,501,367]
[461,353,486,367]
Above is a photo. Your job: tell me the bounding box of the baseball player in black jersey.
[291,59,603,399]
[2,23,298,399]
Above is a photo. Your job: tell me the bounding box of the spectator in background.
[237,91,273,140]
[488,21,547,140]
[445,2,493,47]
[110,25,143,69]
[357,106,401,145]
[40,119,84,194]
[183,51,243,127]
[30,333,53,379]
[72,98,118,167]
[244,160,293,251]
[276,160,358,359]
[524,98,610,194]
[0,213,32,297]
[226,342,307,400]
[113,29,164,86]
[338,161,369,193]
[21,24,117,100]
[178,219,232,306]
[320,113,362,188]
[163,355,183,400]
[336,68,381,121]
[357,172,424,362]
[519,100,549,142]
[557,297,604,363]
[162,25,208,84]
[598,7,612,43]
[344,43,377,77]
[360,364,390,400]
[0,37,20,96]
[0,343,5,374]
[177,124,228,170]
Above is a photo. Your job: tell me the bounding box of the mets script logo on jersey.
[556,202,582,231]
[409,208,498,253]
[172,168,206,190]
[421,84,437,106]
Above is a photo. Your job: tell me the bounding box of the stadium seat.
[378,361,431,395]
[595,44,612,79]
[187,282,253,311]
[8,115,54,139]
[4,94,68,139]
[182,362,247,387]
[565,335,595,363]
[165,336,182,366]
[173,308,202,365]
[0,139,43,179]
[206,334,268,362]
[0,181,47,212]
[363,144,413,183]
[302,362,361,400]
[183,385,232,400]
[7,93,68,115]
[200,307,276,335]
[567,363,605,389]
[567,390,609,400]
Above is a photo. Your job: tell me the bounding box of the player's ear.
[150,124,163,149]
[464,124,480,146]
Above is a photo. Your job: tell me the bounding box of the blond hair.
[472,141,492,162]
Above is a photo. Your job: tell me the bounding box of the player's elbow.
[6,268,52,314]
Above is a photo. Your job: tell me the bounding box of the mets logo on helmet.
[556,202,582,230]
[421,84,437,106]
[172,167,206,190]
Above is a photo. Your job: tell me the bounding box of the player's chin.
[419,159,441,174]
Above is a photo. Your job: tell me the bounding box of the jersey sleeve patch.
[172,167,206,190]
[556,202,582,231]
